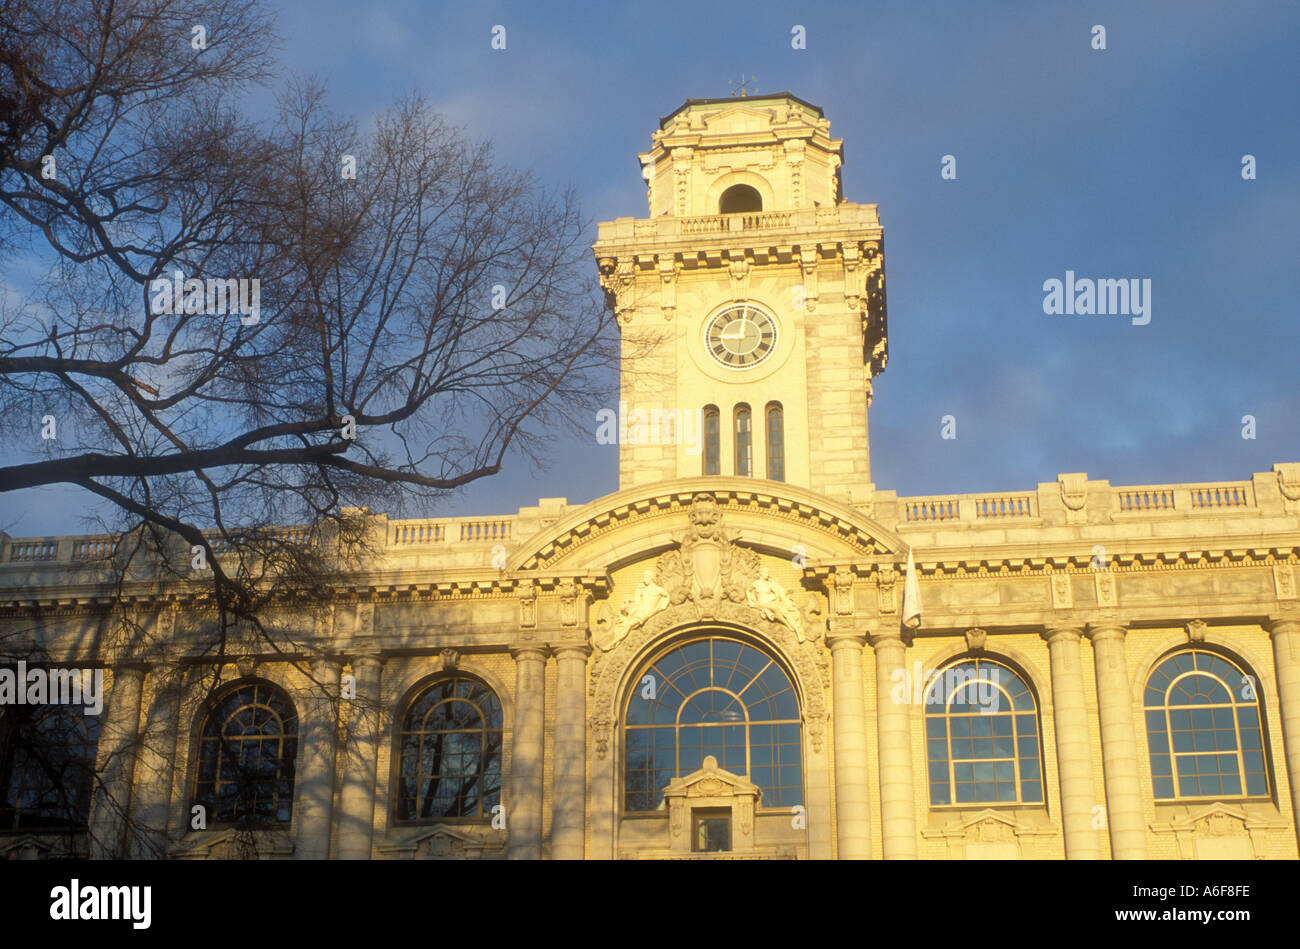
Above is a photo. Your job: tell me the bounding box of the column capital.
[1265,615,1300,637]
[825,629,868,650]
[868,629,912,651]
[552,643,592,661]
[510,644,550,662]
[1085,622,1128,644]
[108,660,152,677]
[347,651,384,674]
[1041,626,1084,646]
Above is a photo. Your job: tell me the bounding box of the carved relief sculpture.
[747,568,806,642]
[596,570,670,652]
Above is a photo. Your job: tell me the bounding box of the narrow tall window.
[734,404,752,477]
[703,405,720,475]
[765,402,785,482]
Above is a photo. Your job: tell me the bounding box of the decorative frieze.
[1274,564,1297,600]
[1050,573,1073,609]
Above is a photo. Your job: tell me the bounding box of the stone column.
[1086,624,1147,858]
[870,631,917,858]
[827,625,872,859]
[89,663,147,858]
[1266,617,1300,844]
[1042,627,1101,858]
[294,656,342,860]
[127,659,184,858]
[508,645,548,859]
[336,652,384,859]
[552,644,590,859]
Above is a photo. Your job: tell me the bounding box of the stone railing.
[390,517,513,546]
[902,493,1037,523]
[1,514,518,568]
[3,534,122,563]
[899,476,1264,527]
[1114,482,1256,514]
[597,203,881,243]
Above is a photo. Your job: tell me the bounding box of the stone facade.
[1,94,1297,860]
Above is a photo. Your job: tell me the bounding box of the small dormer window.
[719,184,762,214]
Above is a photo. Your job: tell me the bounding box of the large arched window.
[924,658,1043,805]
[719,184,762,214]
[396,675,503,822]
[624,636,802,812]
[1144,649,1270,800]
[0,702,101,832]
[702,405,720,476]
[734,404,752,477]
[193,682,298,826]
[765,401,785,482]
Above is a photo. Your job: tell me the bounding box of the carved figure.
[598,571,669,652]
[747,567,806,642]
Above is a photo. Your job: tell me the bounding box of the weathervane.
[728,75,756,98]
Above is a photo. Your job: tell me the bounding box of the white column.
[1086,624,1147,858]
[336,652,384,859]
[827,624,872,859]
[1042,627,1101,859]
[552,644,589,859]
[88,663,146,858]
[508,645,547,859]
[1267,616,1300,847]
[871,631,917,858]
[127,661,183,858]
[294,656,342,859]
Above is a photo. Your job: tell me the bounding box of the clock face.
[704,304,778,369]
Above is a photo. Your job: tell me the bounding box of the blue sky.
[3,0,1298,536]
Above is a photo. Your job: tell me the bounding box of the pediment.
[663,755,760,801]
[922,808,1055,841]
[702,106,776,135]
[1166,803,1248,833]
[169,827,295,860]
[379,823,507,860]
[0,834,72,860]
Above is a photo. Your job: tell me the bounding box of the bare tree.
[0,0,615,857]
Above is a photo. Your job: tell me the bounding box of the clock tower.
[594,93,888,504]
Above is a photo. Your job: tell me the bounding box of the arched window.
[765,402,785,482]
[396,675,503,822]
[193,682,298,826]
[624,636,802,812]
[702,405,720,476]
[734,404,752,477]
[924,658,1043,805]
[719,184,762,214]
[0,702,101,832]
[1144,649,1270,800]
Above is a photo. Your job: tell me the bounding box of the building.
[1,93,1299,860]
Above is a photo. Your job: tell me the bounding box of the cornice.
[509,478,908,571]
